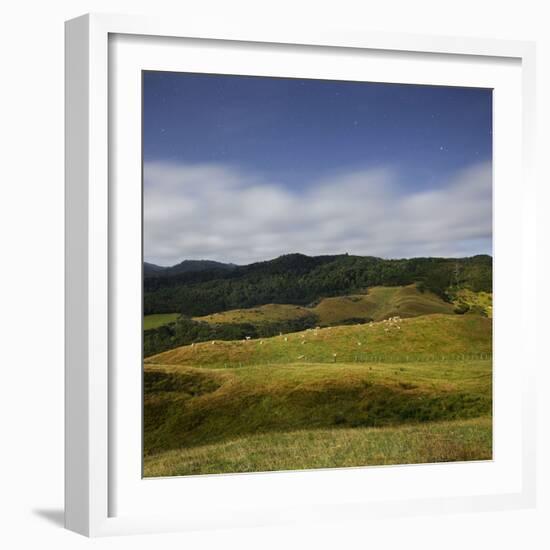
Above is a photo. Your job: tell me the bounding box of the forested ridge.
[144,253,492,316]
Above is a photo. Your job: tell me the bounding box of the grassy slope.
[146,314,492,368]
[144,358,492,458]
[195,303,312,324]
[195,284,454,326]
[144,313,180,330]
[144,314,492,476]
[313,285,454,323]
[144,416,492,476]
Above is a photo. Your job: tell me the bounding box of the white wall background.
[0,1,547,548]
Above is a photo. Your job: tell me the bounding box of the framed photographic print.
[65,13,537,536]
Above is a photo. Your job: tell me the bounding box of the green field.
[144,314,492,476]
[144,313,180,330]
[195,284,455,326]
[144,417,492,477]
[146,313,491,368]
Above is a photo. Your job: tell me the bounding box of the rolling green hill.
[144,313,492,476]
[144,358,491,454]
[146,313,491,368]
[195,284,454,326]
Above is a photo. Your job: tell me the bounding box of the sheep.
[245,336,251,340]
[297,355,305,360]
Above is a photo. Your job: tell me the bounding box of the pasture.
[143,314,492,476]
[144,313,180,330]
[194,284,455,326]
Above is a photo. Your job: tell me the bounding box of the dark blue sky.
[143,72,492,192]
[142,71,492,266]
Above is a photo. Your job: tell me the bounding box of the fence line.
[208,352,492,369]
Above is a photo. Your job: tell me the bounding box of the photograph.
[142,71,493,478]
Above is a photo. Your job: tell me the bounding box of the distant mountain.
[144,252,492,316]
[144,259,237,278]
[144,262,167,277]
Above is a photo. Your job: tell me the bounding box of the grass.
[143,416,492,476]
[312,285,454,324]
[144,313,180,330]
[144,357,492,458]
[196,303,313,324]
[143,313,492,477]
[146,313,492,368]
[194,284,454,326]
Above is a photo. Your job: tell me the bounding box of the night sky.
[143,71,492,266]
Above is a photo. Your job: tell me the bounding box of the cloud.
[144,161,492,266]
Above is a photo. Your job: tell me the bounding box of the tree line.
[144,253,492,317]
[144,313,321,357]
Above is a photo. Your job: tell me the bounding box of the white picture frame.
[65,13,537,537]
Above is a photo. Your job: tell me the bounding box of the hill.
[196,284,454,326]
[143,313,492,476]
[146,313,492,368]
[144,259,236,278]
[144,354,491,457]
[144,262,166,277]
[144,253,492,316]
